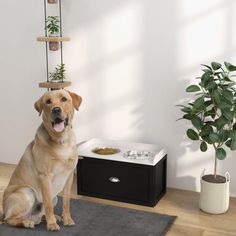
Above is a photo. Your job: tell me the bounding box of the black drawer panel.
[78,158,150,202]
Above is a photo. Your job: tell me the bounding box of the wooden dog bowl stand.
[77,139,167,207]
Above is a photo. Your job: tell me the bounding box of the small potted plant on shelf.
[48,0,57,3]
[49,63,65,83]
[178,61,236,214]
[45,16,60,51]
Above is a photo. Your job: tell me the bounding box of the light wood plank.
[37,36,70,42]
[203,230,235,236]
[166,224,204,236]
[38,81,71,89]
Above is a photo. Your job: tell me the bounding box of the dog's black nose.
[52,107,61,114]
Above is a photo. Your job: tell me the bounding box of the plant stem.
[213,143,217,178]
[214,152,217,178]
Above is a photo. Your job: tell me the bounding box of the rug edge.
[161,216,177,236]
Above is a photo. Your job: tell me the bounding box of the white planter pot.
[199,170,230,214]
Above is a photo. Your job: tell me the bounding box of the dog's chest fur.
[50,145,78,196]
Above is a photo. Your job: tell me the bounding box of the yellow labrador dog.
[0,90,82,231]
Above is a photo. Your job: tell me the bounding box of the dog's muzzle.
[52,117,69,133]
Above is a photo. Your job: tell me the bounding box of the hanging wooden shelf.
[37,36,70,42]
[39,81,71,89]
[47,0,58,4]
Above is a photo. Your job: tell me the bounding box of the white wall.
[0,1,44,162]
[0,0,236,196]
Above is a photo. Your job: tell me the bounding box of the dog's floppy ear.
[34,95,44,116]
[67,91,82,111]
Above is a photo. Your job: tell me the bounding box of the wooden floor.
[0,163,235,236]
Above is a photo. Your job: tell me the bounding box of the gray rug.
[0,197,176,236]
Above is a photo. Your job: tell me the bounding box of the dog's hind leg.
[3,187,36,228]
[30,202,44,225]
[5,217,35,228]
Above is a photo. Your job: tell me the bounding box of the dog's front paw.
[47,222,60,231]
[63,216,75,226]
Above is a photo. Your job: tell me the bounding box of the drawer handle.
[109,177,120,183]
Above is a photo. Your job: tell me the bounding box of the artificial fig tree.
[179,61,236,180]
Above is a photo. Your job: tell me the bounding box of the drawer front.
[78,158,151,202]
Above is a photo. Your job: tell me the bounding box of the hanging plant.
[45,16,60,51]
[49,64,66,83]
[47,0,58,4]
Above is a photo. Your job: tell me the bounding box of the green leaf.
[224,61,236,71]
[215,116,228,130]
[206,81,217,90]
[187,129,199,140]
[216,148,226,160]
[201,64,212,70]
[222,90,234,104]
[183,114,193,120]
[222,73,231,82]
[193,96,205,110]
[186,85,201,92]
[213,90,221,104]
[228,130,236,139]
[202,69,212,73]
[191,117,203,130]
[202,70,213,80]
[222,109,234,121]
[218,101,232,109]
[201,71,213,88]
[201,135,213,144]
[181,107,191,113]
[211,62,222,70]
[230,138,236,151]
[209,132,220,143]
[219,130,228,142]
[200,141,207,152]
[205,121,217,127]
[225,139,232,148]
[199,125,213,137]
[175,105,186,108]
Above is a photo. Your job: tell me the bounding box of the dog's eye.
[61,97,67,102]
[46,99,52,104]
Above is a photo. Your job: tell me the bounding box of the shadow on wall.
[130,0,199,190]
[131,0,236,193]
[63,0,206,191]
[62,0,236,195]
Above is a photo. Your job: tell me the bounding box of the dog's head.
[34,90,82,133]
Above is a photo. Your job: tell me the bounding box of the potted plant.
[45,16,60,51]
[49,63,65,83]
[48,0,57,3]
[178,61,236,214]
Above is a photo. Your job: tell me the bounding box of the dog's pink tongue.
[53,121,65,133]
